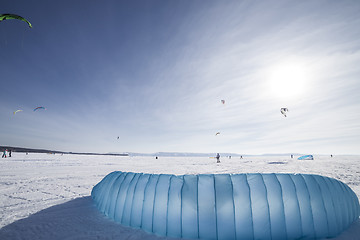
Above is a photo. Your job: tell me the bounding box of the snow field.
[0,153,359,239]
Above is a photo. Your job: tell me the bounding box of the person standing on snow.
[2,149,7,158]
[216,153,220,163]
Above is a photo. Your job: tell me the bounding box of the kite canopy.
[281,107,289,117]
[215,132,220,136]
[0,13,32,28]
[298,155,314,160]
[92,171,359,240]
[13,110,23,115]
[33,107,46,111]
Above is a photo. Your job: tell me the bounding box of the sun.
[267,62,308,100]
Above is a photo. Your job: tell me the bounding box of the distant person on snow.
[2,149,7,158]
[216,153,220,163]
[9,150,12,157]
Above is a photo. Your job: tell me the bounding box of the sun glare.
[268,62,308,100]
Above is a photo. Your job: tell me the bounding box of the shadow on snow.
[0,196,174,240]
[0,196,358,240]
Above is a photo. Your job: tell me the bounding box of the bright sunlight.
[267,62,309,100]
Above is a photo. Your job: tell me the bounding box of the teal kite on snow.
[0,13,32,28]
[298,155,314,160]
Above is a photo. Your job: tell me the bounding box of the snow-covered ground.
[0,153,359,239]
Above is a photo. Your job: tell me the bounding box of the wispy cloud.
[1,0,359,154]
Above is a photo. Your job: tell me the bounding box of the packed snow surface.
[0,153,359,239]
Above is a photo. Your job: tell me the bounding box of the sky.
[1,0,360,154]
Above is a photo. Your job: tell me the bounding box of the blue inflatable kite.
[92,172,359,240]
[298,155,314,160]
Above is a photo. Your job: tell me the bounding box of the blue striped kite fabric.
[92,172,359,240]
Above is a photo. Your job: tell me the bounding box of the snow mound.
[92,171,360,240]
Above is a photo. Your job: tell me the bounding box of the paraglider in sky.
[34,107,46,111]
[215,132,220,136]
[0,13,32,28]
[280,107,288,117]
[221,100,225,104]
[13,110,23,115]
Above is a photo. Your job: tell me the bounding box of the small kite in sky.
[280,108,289,117]
[13,109,23,115]
[34,107,46,111]
[221,100,225,104]
[215,132,220,136]
[0,13,32,28]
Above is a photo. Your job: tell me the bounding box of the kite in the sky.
[34,107,46,111]
[215,132,220,136]
[13,109,23,115]
[221,100,225,104]
[0,13,32,28]
[280,108,288,117]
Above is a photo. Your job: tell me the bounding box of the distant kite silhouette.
[0,13,32,28]
[34,107,46,111]
[280,107,288,117]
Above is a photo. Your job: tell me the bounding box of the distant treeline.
[0,146,128,156]
[0,146,63,154]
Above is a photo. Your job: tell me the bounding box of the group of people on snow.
[215,153,243,163]
[2,149,12,158]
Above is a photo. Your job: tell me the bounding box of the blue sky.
[1,0,360,154]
